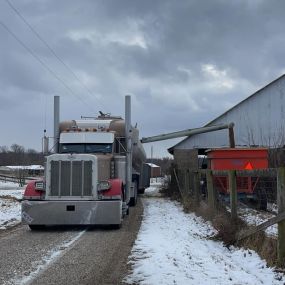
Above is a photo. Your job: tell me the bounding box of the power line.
[5,0,107,111]
[0,19,94,111]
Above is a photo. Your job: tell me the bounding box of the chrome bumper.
[22,200,122,225]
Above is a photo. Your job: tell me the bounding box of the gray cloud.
[0,0,285,157]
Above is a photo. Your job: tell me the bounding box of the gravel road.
[0,199,143,285]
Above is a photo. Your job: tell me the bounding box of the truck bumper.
[21,200,122,226]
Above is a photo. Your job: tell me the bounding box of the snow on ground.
[0,181,23,190]
[144,181,163,198]
[238,206,277,237]
[0,181,24,229]
[125,181,284,285]
[5,165,44,170]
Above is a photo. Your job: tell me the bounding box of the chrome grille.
[50,160,92,196]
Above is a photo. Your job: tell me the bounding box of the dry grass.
[238,232,277,267]
[164,182,279,267]
[0,195,20,202]
[159,182,182,202]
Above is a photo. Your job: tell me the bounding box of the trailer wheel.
[255,188,267,211]
[129,181,138,207]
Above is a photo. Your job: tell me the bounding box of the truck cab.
[22,115,149,229]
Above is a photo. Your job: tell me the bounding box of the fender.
[23,180,45,200]
[101,178,124,199]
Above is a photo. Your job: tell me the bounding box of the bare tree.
[10,144,25,154]
[0,144,44,166]
[0,146,9,153]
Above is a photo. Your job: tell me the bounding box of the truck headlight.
[97,181,111,191]
[35,181,45,191]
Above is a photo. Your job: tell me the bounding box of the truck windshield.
[60,143,112,154]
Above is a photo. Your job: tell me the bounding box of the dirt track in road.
[0,199,143,285]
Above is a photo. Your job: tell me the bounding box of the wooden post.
[189,171,194,197]
[229,170,237,219]
[185,170,190,198]
[173,168,183,199]
[277,167,285,266]
[184,169,188,195]
[206,170,217,211]
[228,123,235,148]
[237,211,285,241]
[193,171,200,204]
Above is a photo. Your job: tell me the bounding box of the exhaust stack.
[42,129,49,155]
[125,95,132,204]
[53,95,60,153]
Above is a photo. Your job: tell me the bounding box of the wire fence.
[170,166,285,266]
[172,168,277,212]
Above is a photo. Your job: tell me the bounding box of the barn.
[168,74,285,169]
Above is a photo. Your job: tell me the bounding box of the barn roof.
[168,74,285,154]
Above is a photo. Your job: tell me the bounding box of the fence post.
[193,171,200,204]
[206,170,217,212]
[184,169,188,194]
[185,170,190,198]
[228,170,237,219]
[173,168,184,200]
[277,167,285,266]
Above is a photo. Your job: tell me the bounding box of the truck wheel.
[112,223,122,230]
[255,188,267,211]
[129,181,138,207]
[139,188,145,194]
[29,225,45,230]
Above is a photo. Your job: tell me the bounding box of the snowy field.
[125,182,284,285]
[0,181,24,229]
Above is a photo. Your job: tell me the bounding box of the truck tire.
[129,181,138,207]
[112,223,122,230]
[29,225,45,230]
[139,188,145,194]
[255,188,267,211]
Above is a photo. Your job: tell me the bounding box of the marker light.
[35,181,45,191]
[97,181,111,191]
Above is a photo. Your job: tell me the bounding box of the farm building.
[168,74,285,169]
[144,163,161,178]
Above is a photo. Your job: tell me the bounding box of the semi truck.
[22,96,150,229]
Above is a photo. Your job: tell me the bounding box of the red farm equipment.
[206,148,269,210]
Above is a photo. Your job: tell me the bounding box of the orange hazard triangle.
[245,162,253,170]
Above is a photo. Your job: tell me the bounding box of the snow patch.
[238,206,277,237]
[0,184,24,229]
[0,181,23,190]
[125,182,284,285]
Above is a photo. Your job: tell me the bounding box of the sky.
[1,0,285,157]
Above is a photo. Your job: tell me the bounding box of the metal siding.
[175,76,285,150]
